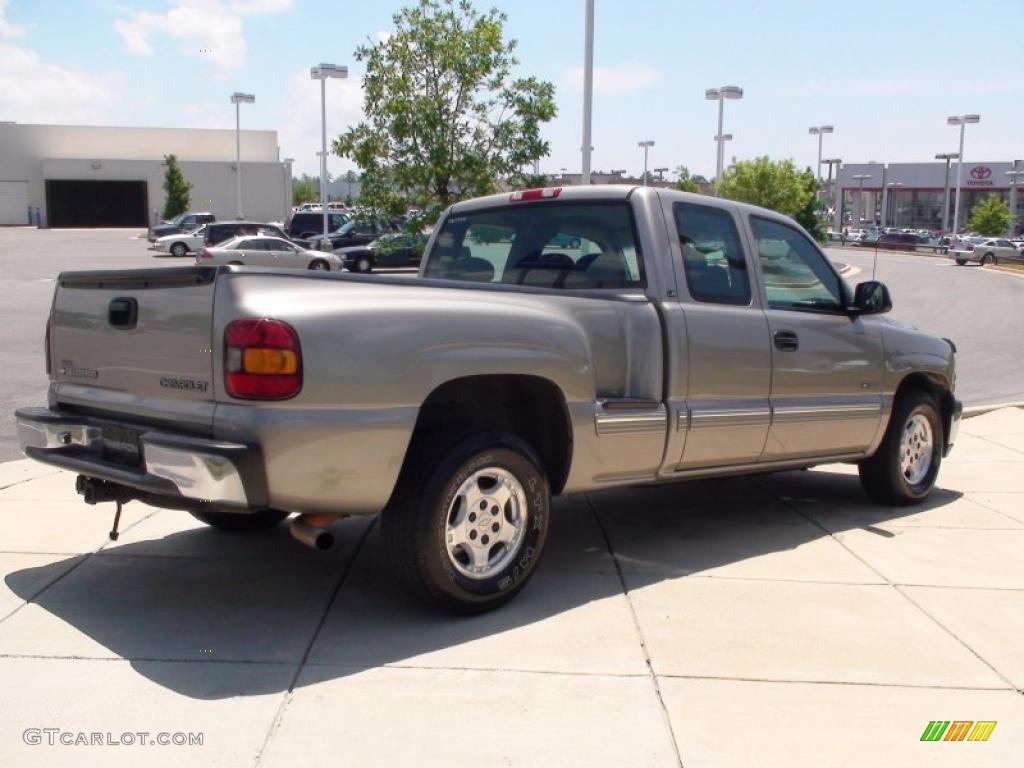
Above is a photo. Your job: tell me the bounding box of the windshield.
[423,201,644,290]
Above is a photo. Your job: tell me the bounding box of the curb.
[963,402,1024,419]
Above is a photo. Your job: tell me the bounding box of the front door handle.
[773,330,799,351]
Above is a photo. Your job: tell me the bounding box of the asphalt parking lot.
[1,408,1022,766]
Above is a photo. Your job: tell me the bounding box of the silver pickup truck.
[17,185,961,612]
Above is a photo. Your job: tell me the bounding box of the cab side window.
[750,216,843,312]
[673,202,751,305]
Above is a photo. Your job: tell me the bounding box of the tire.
[382,431,550,613]
[955,259,967,266]
[171,242,188,258]
[308,259,329,271]
[982,252,993,265]
[858,389,943,506]
[356,256,372,273]
[188,508,289,532]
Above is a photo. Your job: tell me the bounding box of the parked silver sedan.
[949,236,1020,265]
[196,235,343,271]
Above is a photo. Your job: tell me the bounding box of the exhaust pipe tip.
[289,516,335,552]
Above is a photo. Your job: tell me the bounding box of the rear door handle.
[773,330,799,351]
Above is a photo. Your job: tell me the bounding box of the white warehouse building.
[0,122,292,228]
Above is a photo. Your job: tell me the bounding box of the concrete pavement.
[1,411,1023,766]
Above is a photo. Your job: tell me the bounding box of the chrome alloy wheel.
[900,413,934,485]
[445,467,528,580]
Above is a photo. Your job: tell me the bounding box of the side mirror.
[850,280,892,315]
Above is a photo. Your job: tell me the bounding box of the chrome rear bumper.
[15,407,266,508]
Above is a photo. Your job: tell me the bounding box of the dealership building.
[834,159,1024,233]
[0,122,292,228]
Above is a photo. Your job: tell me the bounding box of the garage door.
[46,179,148,228]
[0,181,29,225]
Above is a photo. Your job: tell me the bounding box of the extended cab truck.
[16,186,962,613]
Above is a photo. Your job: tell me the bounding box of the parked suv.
[205,221,289,247]
[286,211,348,240]
[148,212,216,242]
[876,233,919,251]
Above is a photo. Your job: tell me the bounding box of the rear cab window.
[673,201,751,305]
[423,201,644,290]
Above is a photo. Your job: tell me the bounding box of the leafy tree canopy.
[717,156,824,240]
[674,165,700,193]
[967,195,1012,236]
[334,0,556,226]
[162,154,192,219]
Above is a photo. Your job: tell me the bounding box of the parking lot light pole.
[654,167,669,182]
[230,92,255,220]
[808,125,833,181]
[935,152,959,234]
[638,140,654,186]
[947,114,980,236]
[705,86,743,189]
[581,0,594,185]
[310,63,348,245]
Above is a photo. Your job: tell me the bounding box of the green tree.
[967,195,1012,236]
[161,154,192,219]
[292,174,319,205]
[674,165,700,193]
[793,168,826,242]
[717,156,825,239]
[334,0,557,226]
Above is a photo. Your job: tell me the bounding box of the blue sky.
[1,0,1021,179]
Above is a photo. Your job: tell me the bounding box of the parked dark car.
[340,233,428,272]
[295,219,396,251]
[876,233,919,251]
[205,221,289,247]
[285,211,348,239]
[148,212,216,242]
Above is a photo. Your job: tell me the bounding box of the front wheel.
[355,256,372,273]
[189,508,289,532]
[382,431,550,613]
[171,242,188,258]
[308,258,330,271]
[858,390,943,506]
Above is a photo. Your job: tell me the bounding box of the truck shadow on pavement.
[4,467,965,700]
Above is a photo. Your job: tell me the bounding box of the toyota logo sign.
[971,166,992,180]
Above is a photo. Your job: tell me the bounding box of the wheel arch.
[399,374,573,495]
[893,371,955,446]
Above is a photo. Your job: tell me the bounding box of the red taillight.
[509,187,562,202]
[199,248,212,260]
[224,318,302,399]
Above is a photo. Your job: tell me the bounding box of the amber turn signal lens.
[242,348,297,375]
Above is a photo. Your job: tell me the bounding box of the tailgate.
[49,267,219,430]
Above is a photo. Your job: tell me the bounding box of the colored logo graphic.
[970,166,992,180]
[920,721,996,742]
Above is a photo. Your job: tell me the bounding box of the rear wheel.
[171,242,188,258]
[382,431,550,613]
[859,389,943,505]
[189,508,289,532]
[955,258,967,266]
